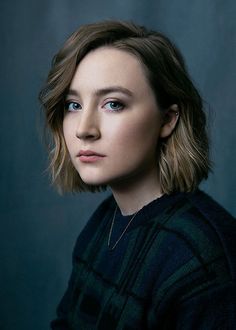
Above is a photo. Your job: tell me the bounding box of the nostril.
[76,128,101,140]
[75,111,100,140]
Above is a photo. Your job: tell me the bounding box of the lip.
[77,150,106,163]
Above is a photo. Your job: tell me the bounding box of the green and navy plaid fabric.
[51,190,236,329]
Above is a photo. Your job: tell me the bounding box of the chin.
[80,175,109,187]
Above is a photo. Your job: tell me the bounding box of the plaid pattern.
[51,190,236,329]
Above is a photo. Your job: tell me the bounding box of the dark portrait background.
[1,0,235,329]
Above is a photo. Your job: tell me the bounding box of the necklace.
[107,206,139,250]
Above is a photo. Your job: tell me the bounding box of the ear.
[160,104,179,138]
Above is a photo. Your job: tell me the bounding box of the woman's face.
[63,47,165,188]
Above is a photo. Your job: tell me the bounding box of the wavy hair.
[39,20,211,194]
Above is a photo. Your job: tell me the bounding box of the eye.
[103,101,124,112]
[65,101,82,112]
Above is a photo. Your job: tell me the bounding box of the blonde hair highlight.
[39,20,211,194]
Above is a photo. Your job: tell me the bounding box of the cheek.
[62,118,68,136]
[109,113,161,148]
[62,119,75,149]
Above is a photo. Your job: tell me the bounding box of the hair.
[39,20,211,194]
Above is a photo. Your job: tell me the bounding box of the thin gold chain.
[107,206,139,250]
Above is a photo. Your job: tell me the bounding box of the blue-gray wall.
[1,1,235,328]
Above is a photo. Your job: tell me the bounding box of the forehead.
[69,47,151,95]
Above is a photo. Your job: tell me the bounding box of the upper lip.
[78,150,105,157]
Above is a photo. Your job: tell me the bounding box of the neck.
[110,167,163,216]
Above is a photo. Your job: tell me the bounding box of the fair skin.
[63,47,178,215]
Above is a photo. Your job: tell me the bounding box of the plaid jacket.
[51,190,236,329]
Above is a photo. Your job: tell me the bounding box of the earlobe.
[160,104,179,138]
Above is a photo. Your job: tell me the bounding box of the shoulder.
[158,189,236,274]
[150,189,236,302]
[149,191,236,325]
[181,189,236,274]
[184,188,235,225]
[160,190,235,255]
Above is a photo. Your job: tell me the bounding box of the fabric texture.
[51,189,236,329]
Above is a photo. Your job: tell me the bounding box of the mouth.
[77,150,106,163]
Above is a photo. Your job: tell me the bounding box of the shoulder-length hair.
[39,20,211,194]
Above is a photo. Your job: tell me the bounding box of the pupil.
[111,102,118,108]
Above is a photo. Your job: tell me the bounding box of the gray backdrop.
[1,0,235,329]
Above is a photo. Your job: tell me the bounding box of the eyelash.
[64,101,82,112]
[103,100,125,112]
[64,100,125,113]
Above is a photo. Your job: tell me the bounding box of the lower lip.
[78,155,105,163]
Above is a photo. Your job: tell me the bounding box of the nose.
[75,109,100,141]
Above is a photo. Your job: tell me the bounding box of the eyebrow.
[66,86,133,98]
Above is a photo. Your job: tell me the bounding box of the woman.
[39,20,236,329]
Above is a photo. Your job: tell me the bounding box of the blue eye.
[104,101,124,112]
[65,101,82,112]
